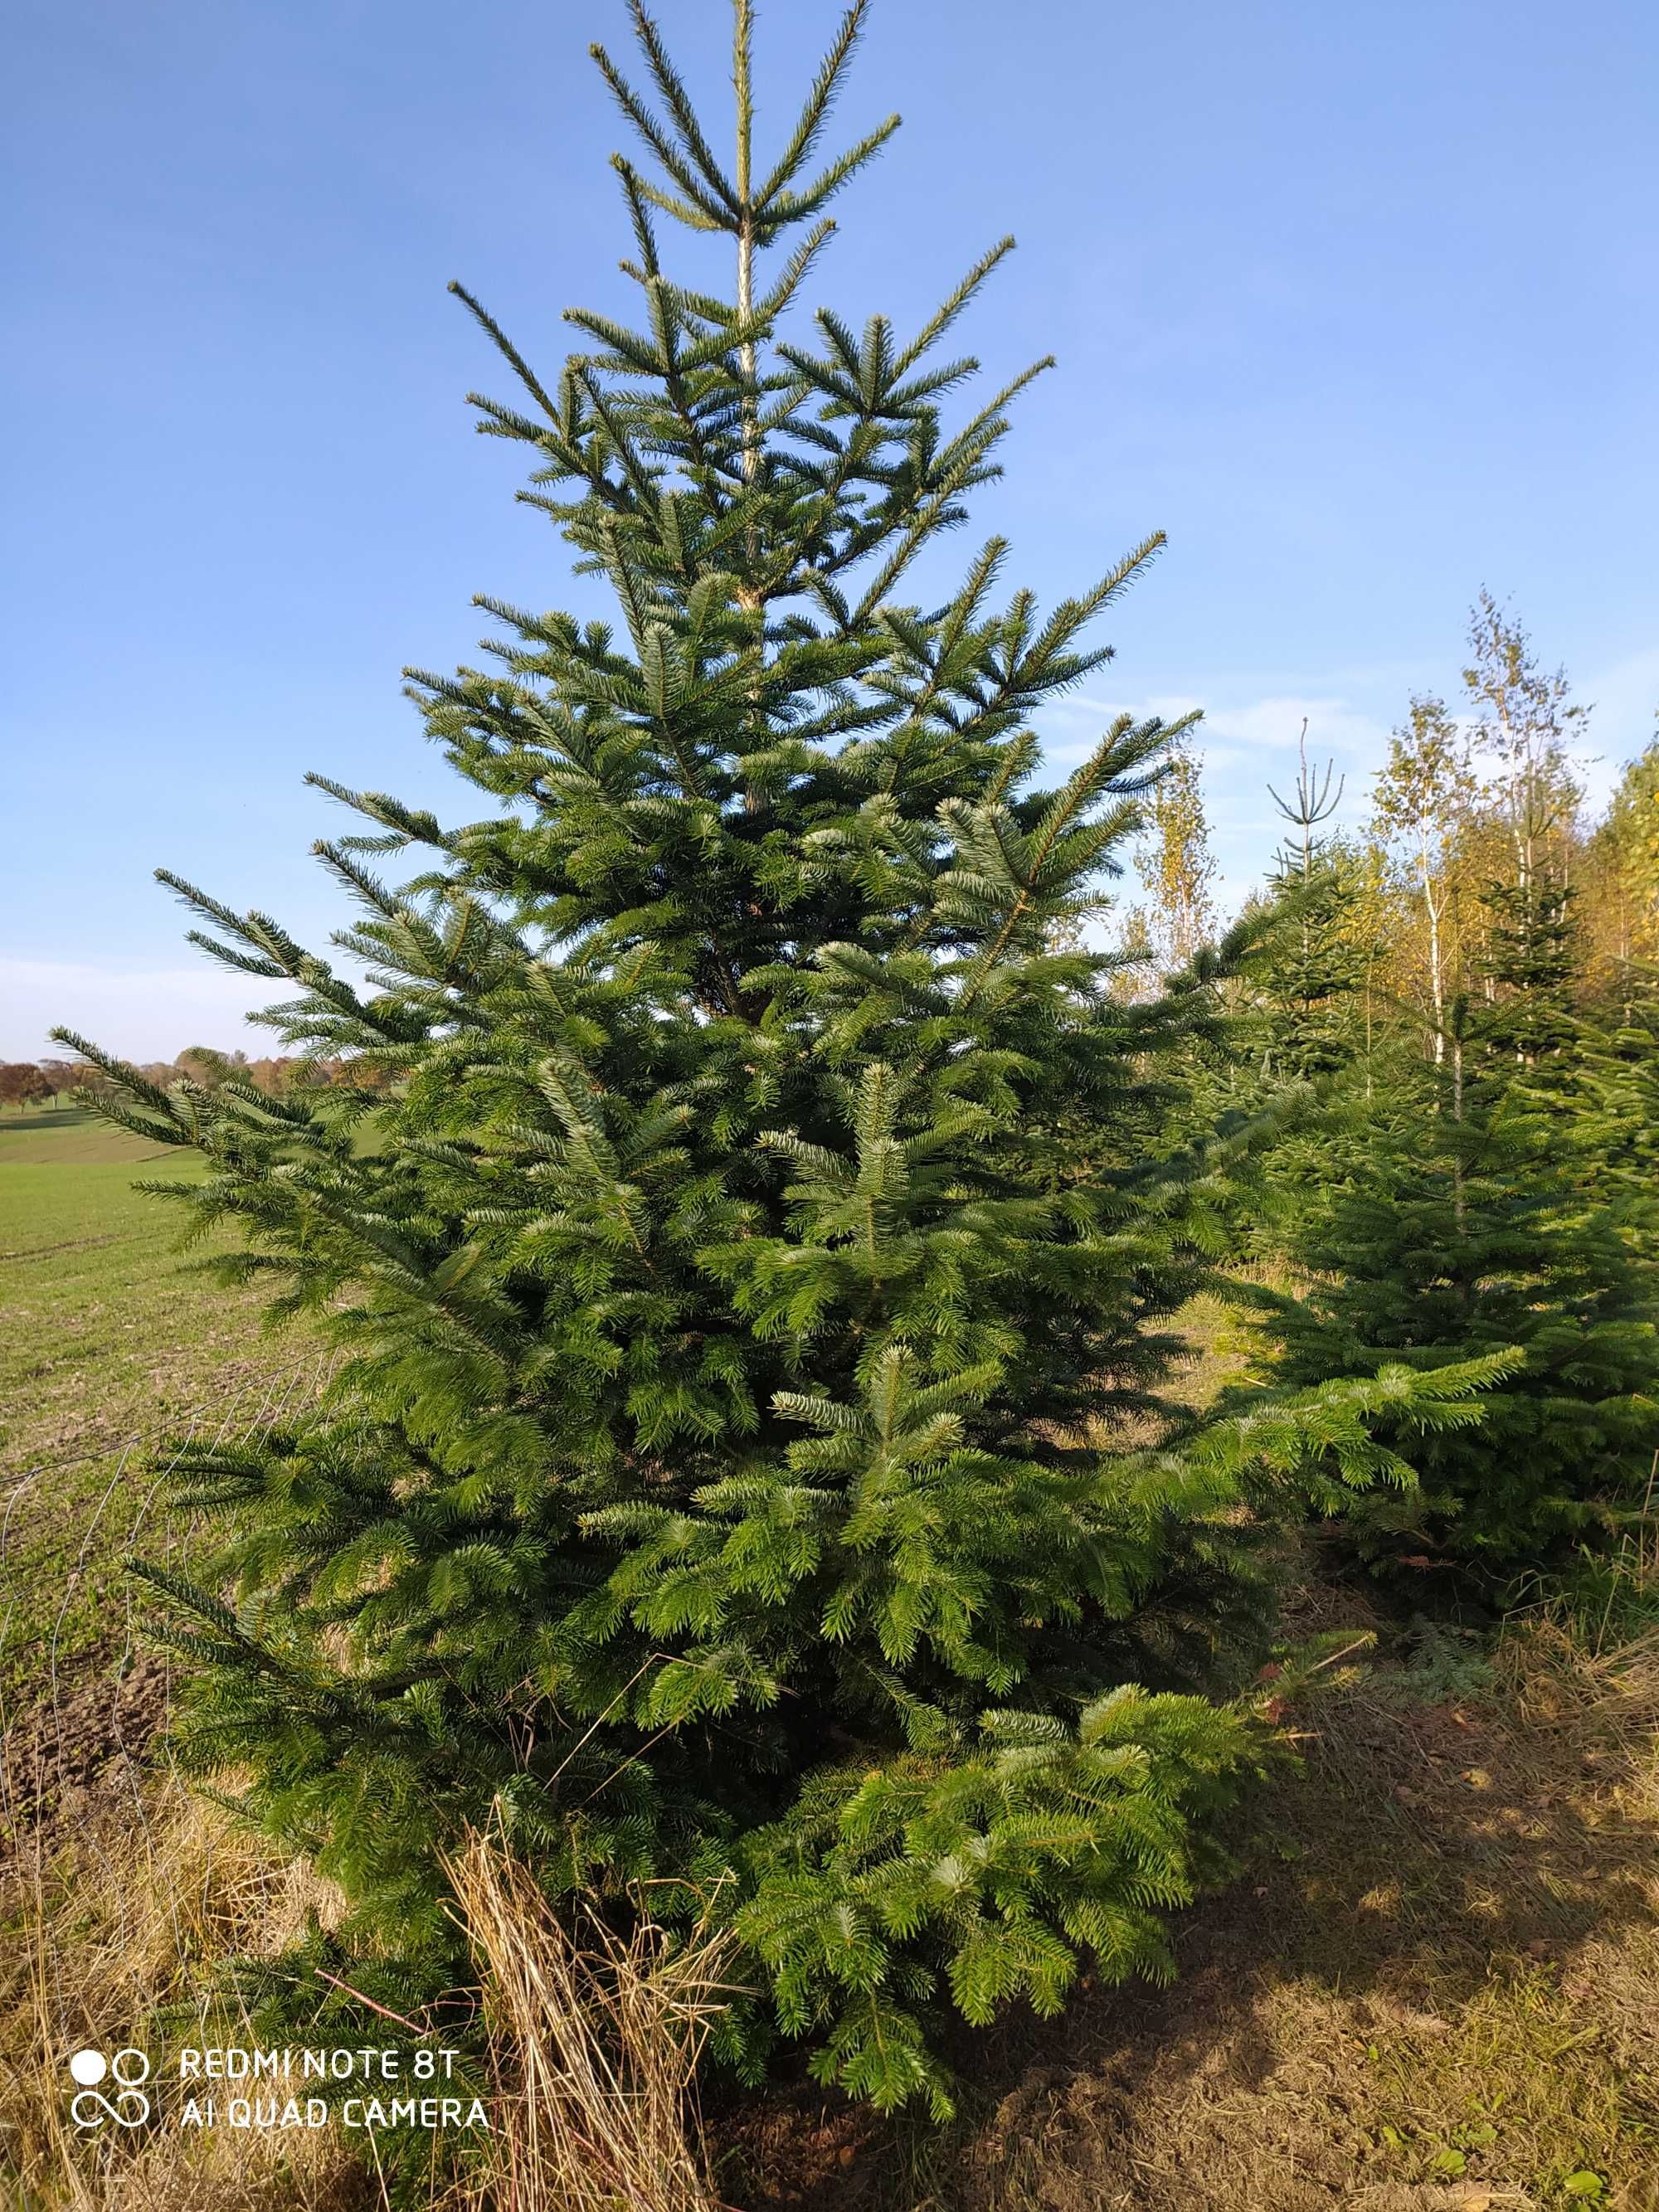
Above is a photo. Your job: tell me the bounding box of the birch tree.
[1372,693,1474,1062]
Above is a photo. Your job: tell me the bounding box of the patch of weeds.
[1515,1529,1659,1652]
[1360,1960,1657,2202]
[1363,1614,1496,1708]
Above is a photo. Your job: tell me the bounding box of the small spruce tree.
[1255,731,1370,1082]
[61,0,1497,2116]
[1470,874,1579,1085]
[1232,1048,1659,1576]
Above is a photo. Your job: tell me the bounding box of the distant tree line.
[0,1050,396,1109]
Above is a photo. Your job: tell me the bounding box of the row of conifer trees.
[1188,639,1659,1580]
[58,0,1657,2153]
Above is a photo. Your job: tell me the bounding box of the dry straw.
[445,1829,737,2212]
[2,1776,359,2212]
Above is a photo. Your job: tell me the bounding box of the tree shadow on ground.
[0,1107,84,1135]
[715,1574,1659,2212]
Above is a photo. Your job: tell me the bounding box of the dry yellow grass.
[2,1782,741,2212]
[1,1777,363,2211]
[445,1830,737,2212]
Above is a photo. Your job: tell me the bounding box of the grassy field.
[0,1106,321,1785]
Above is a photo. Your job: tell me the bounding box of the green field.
[0,1106,319,1732]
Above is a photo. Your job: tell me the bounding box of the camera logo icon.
[68,2048,152,2131]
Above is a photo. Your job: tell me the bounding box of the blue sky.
[5,0,1656,1058]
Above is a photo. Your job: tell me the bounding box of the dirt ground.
[716,1575,1659,2212]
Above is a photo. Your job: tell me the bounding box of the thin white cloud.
[1199,694,1391,762]
[1037,687,1399,925]
[0,955,284,1063]
[1039,690,1393,830]
[1047,688,1389,757]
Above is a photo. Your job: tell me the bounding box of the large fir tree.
[61,0,1494,2116]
